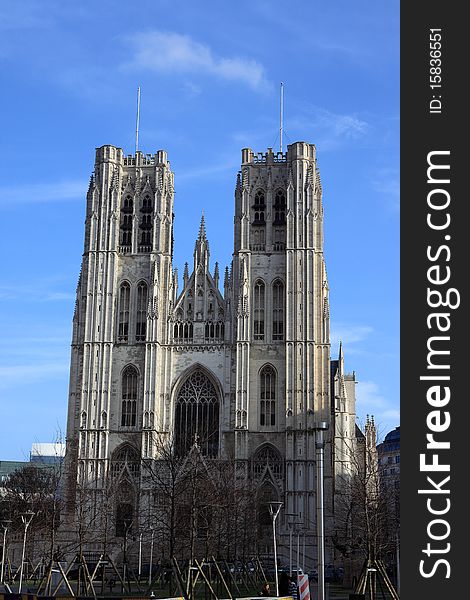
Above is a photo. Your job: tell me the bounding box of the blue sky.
[0,0,399,460]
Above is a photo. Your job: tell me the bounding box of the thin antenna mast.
[280,82,284,153]
[135,86,141,154]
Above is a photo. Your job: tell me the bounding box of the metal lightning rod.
[280,82,284,153]
[135,86,141,154]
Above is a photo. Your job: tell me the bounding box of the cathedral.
[63,140,360,569]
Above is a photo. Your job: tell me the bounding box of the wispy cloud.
[370,167,400,212]
[288,106,369,151]
[0,284,75,302]
[176,159,239,182]
[331,323,373,347]
[0,363,69,388]
[355,380,399,433]
[123,31,270,92]
[0,180,87,206]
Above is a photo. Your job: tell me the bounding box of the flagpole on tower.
[135,86,141,154]
[280,82,284,153]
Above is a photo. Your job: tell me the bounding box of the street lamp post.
[148,527,155,586]
[138,530,143,581]
[267,501,283,597]
[18,511,35,593]
[314,421,329,600]
[284,513,298,577]
[1,520,12,584]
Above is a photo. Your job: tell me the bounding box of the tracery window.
[136,281,148,341]
[273,189,286,225]
[272,279,284,341]
[118,282,130,342]
[252,190,266,224]
[175,369,219,458]
[120,195,133,248]
[110,443,140,480]
[141,194,153,212]
[253,280,265,340]
[121,366,138,427]
[252,443,283,479]
[260,366,276,426]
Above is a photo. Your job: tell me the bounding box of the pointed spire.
[198,212,207,241]
[183,262,189,287]
[224,266,230,288]
[213,261,219,288]
[194,212,210,272]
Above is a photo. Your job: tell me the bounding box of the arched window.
[123,195,133,212]
[252,443,283,480]
[175,369,219,458]
[252,190,266,224]
[253,280,265,340]
[273,189,286,225]
[118,282,130,342]
[121,366,138,427]
[136,281,148,342]
[141,194,153,212]
[251,190,266,251]
[260,366,276,426]
[272,280,284,341]
[120,195,133,248]
[139,213,153,251]
[110,443,140,480]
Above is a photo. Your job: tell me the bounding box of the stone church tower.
[63,141,358,568]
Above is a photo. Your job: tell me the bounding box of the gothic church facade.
[64,141,358,566]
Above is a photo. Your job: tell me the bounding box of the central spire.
[198,212,207,241]
[194,212,209,271]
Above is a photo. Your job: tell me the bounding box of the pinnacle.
[198,212,206,241]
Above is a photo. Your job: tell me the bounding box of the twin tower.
[64,141,358,564]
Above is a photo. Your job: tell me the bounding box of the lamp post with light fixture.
[18,511,35,593]
[267,501,283,597]
[314,421,329,600]
[1,519,12,584]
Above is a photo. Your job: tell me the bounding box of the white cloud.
[176,159,239,182]
[0,285,75,302]
[0,180,87,206]
[124,31,270,92]
[331,324,373,347]
[288,106,369,151]
[0,362,69,388]
[355,380,399,433]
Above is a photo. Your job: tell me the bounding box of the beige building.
[62,141,360,569]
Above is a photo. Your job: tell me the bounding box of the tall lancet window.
[272,279,284,341]
[136,281,148,342]
[251,190,266,251]
[120,195,133,248]
[260,366,276,426]
[252,190,266,224]
[118,282,130,342]
[273,189,287,250]
[121,366,138,427]
[139,194,153,252]
[253,279,265,340]
[273,189,286,224]
[175,369,219,458]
